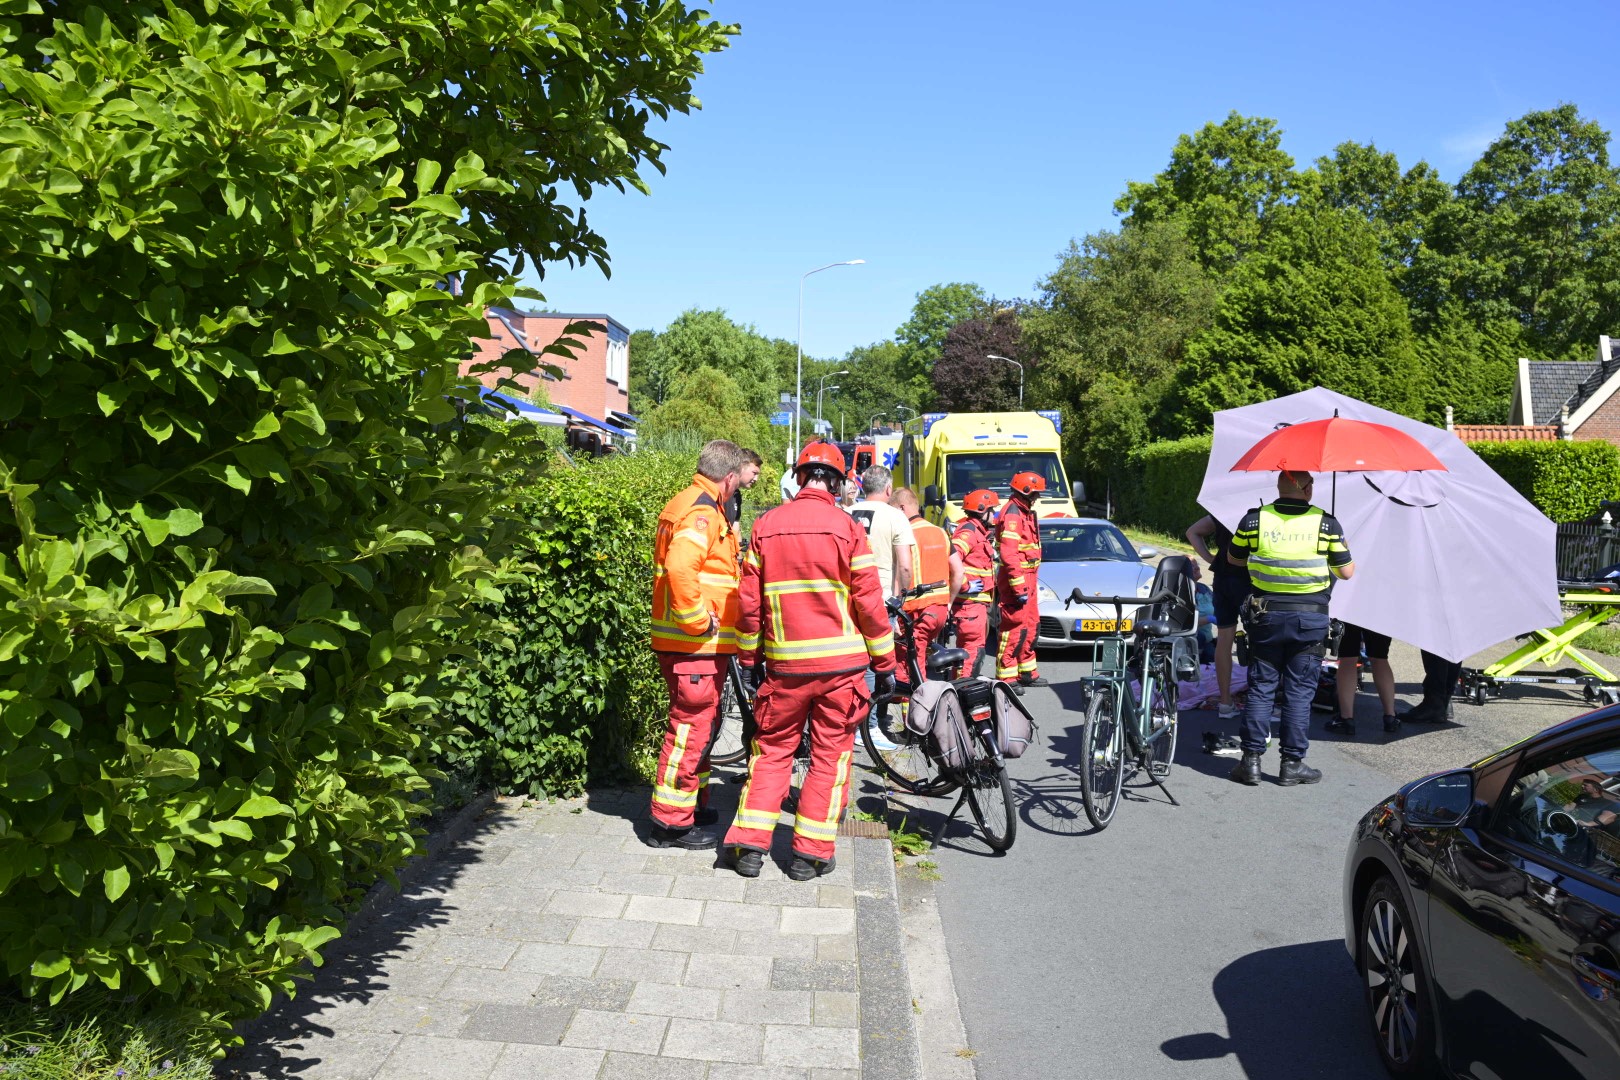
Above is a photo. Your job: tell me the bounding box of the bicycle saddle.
[1134,619,1173,638]
[927,648,970,675]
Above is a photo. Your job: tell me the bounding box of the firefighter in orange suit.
[996,471,1047,691]
[892,488,953,666]
[724,441,896,880]
[950,489,1000,678]
[646,440,747,849]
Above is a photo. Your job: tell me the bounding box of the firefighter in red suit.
[725,441,897,880]
[996,471,1047,691]
[950,489,1000,678]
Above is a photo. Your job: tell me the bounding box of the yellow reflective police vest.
[1249,504,1330,595]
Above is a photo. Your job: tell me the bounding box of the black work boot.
[1325,716,1356,738]
[787,854,836,881]
[731,848,764,878]
[646,823,721,850]
[694,807,719,827]
[1018,673,1050,688]
[1230,752,1262,786]
[1397,701,1439,724]
[1278,758,1323,786]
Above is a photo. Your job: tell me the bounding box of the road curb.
[898,867,978,1080]
[855,834,925,1080]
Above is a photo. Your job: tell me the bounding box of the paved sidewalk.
[227,784,920,1080]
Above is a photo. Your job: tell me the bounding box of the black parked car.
[1344,707,1620,1077]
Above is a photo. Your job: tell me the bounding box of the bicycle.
[710,655,754,769]
[1068,555,1199,830]
[862,583,1019,852]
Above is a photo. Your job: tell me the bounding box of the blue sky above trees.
[527,0,1620,358]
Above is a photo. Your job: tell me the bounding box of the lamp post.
[816,385,840,434]
[987,354,1023,406]
[894,404,917,427]
[816,369,848,433]
[796,261,865,457]
[869,412,886,434]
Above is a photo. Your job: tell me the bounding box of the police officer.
[1225,470,1354,787]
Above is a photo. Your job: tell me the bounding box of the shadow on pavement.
[1160,939,1378,1079]
[221,803,520,1078]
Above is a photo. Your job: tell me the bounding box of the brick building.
[1498,335,1620,445]
[462,307,634,434]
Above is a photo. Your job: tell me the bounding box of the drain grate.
[838,816,889,838]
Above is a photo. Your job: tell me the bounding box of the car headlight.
[1038,584,1058,603]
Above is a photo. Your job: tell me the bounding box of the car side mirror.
[1546,810,1580,838]
[1136,546,1159,560]
[924,484,945,509]
[1403,770,1475,828]
[1071,480,1085,505]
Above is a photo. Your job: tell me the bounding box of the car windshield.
[944,452,1068,500]
[1039,523,1138,563]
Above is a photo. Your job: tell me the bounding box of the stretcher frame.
[1459,584,1620,707]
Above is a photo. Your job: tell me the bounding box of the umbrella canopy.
[1230,416,1447,474]
[1196,387,1560,663]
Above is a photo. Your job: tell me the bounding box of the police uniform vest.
[1249,504,1331,596]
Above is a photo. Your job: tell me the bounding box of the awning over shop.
[482,390,564,425]
[557,405,635,439]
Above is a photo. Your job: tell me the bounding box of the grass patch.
[889,816,931,860]
[914,858,942,882]
[1119,525,1196,558]
[1575,618,1620,660]
[0,994,219,1080]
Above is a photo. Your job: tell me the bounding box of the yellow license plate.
[1081,619,1131,632]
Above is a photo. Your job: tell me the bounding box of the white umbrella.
[1195,387,1561,663]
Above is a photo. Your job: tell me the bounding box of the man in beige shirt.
[847,465,913,598]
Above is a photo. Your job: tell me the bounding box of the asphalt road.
[892,638,1619,1080]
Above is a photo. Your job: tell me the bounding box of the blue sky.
[526,1,1620,360]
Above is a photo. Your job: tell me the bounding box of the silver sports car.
[1032,518,1159,649]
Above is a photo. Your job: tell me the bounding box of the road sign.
[769,411,792,426]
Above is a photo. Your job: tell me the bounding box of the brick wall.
[1574,391,1620,447]
[461,309,631,421]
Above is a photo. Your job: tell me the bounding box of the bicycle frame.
[1080,598,1174,753]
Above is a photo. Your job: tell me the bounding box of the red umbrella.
[1229,416,1447,474]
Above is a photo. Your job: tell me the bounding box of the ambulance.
[899,411,1083,525]
[847,433,902,490]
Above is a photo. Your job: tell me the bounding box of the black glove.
[1007,592,1027,609]
[740,663,764,692]
[873,670,897,699]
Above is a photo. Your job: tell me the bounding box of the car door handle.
[1573,946,1620,990]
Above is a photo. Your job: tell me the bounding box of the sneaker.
[1203,732,1244,757]
[787,855,836,881]
[1217,702,1241,720]
[1324,717,1356,738]
[866,720,900,753]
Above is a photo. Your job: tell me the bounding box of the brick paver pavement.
[227,784,919,1080]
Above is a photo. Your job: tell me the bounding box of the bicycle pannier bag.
[990,680,1037,759]
[906,680,975,771]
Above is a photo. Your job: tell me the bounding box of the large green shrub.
[436,451,694,797]
[1468,440,1620,522]
[1115,435,1213,533]
[0,0,728,1027]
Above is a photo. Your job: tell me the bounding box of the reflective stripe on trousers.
[650,654,726,828]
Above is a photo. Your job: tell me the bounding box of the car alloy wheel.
[1360,877,1434,1074]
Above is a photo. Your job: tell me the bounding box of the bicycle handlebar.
[1064,586,1180,609]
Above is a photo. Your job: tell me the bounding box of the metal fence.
[1555,521,1620,583]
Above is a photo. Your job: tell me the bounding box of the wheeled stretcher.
[1459,582,1620,707]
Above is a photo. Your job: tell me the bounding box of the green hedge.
[435,450,694,797]
[1115,435,1214,533]
[1466,440,1620,523]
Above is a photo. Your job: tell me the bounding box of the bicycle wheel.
[1146,666,1179,780]
[710,668,750,767]
[860,700,959,798]
[1080,684,1125,830]
[964,741,1016,852]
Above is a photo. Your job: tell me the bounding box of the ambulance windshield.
[944,453,1068,500]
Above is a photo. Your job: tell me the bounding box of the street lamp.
[987,353,1023,406]
[894,404,917,427]
[869,412,887,434]
[816,385,840,433]
[816,369,848,431]
[796,261,865,457]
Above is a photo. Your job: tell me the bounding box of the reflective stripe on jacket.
[737,486,896,676]
[996,498,1041,600]
[904,516,951,612]
[1247,504,1329,594]
[651,474,740,654]
[951,517,996,604]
